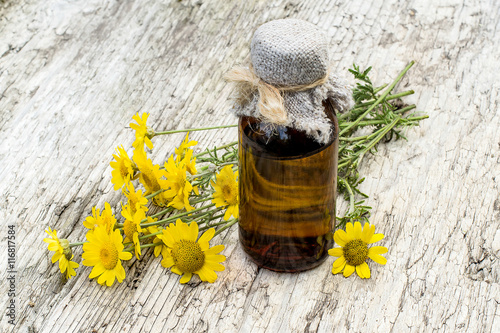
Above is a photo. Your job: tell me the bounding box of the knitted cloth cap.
[230,19,354,144]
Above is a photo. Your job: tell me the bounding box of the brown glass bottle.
[238,100,339,272]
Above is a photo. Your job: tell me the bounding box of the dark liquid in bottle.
[238,101,339,272]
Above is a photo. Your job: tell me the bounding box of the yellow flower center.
[142,172,160,192]
[126,195,139,214]
[222,184,238,205]
[100,242,119,270]
[123,219,137,242]
[119,161,130,179]
[171,240,205,273]
[177,174,186,190]
[343,239,368,266]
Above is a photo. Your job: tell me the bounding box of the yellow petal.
[204,261,225,272]
[332,264,344,274]
[89,264,105,279]
[332,256,346,269]
[356,262,371,279]
[154,244,162,257]
[100,270,114,286]
[171,266,183,276]
[82,256,100,266]
[205,254,226,264]
[187,221,199,242]
[231,205,239,219]
[133,233,141,259]
[223,208,231,221]
[353,222,362,239]
[97,273,107,286]
[367,233,385,244]
[179,272,193,284]
[343,264,355,277]
[145,137,153,150]
[44,238,57,246]
[159,229,175,248]
[368,246,388,265]
[345,222,354,237]
[51,252,62,263]
[361,224,375,243]
[58,258,68,273]
[368,253,387,265]
[115,263,126,282]
[204,244,225,255]
[169,221,183,243]
[119,251,133,261]
[177,219,189,236]
[328,248,343,257]
[196,266,218,283]
[334,229,349,247]
[161,256,175,268]
[369,246,388,255]
[198,228,215,250]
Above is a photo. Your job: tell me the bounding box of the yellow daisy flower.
[158,220,225,284]
[110,145,136,191]
[175,132,197,161]
[164,156,197,212]
[134,153,170,207]
[83,202,116,234]
[328,221,388,279]
[123,181,148,214]
[211,165,239,220]
[130,112,154,153]
[43,228,79,279]
[82,226,132,286]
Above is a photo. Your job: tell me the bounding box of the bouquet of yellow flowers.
[43,63,427,285]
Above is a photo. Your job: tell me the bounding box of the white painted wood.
[1,0,499,332]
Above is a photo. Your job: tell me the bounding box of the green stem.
[141,203,216,228]
[354,90,414,109]
[153,124,237,137]
[190,162,237,185]
[340,122,388,142]
[124,242,160,252]
[179,208,220,223]
[360,116,401,155]
[341,90,415,120]
[373,84,388,93]
[213,218,238,236]
[339,118,399,129]
[145,189,164,200]
[199,218,231,231]
[338,117,401,170]
[194,141,238,158]
[190,196,213,205]
[149,207,175,219]
[116,195,215,229]
[341,178,355,215]
[69,241,86,248]
[339,61,414,133]
[394,104,416,114]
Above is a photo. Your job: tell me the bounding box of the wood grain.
[1,0,499,332]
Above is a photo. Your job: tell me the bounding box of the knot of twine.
[225,65,330,125]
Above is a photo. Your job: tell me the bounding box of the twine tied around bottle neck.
[225,65,330,125]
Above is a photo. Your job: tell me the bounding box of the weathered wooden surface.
[1,0,499,332]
